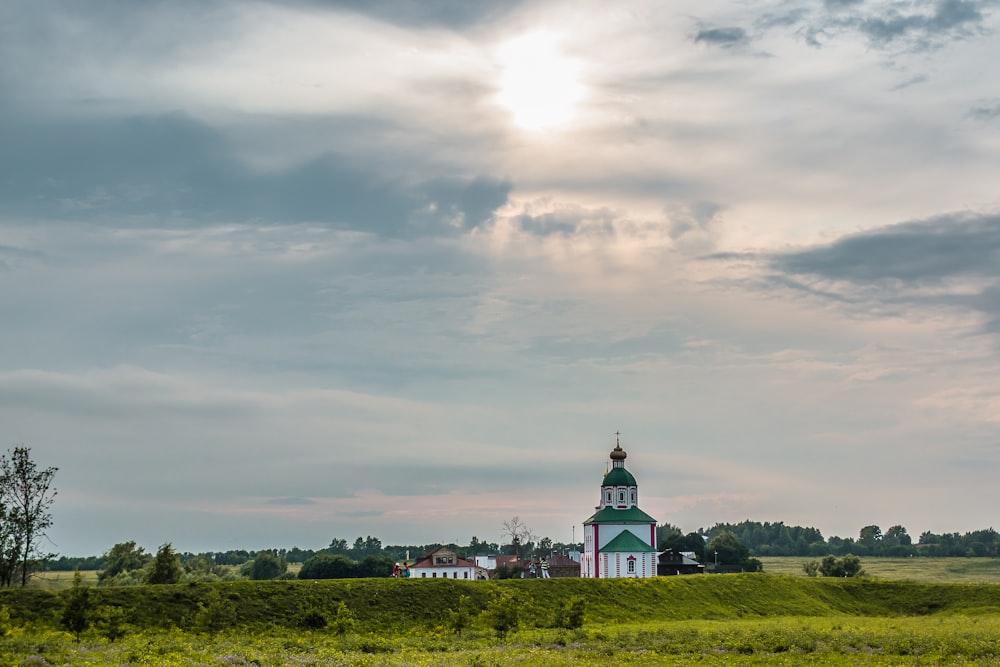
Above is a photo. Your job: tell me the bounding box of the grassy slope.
[5,574,1000,632]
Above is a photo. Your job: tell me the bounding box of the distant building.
[581,438,658,578]
[657,549,705,576]
[409,546,487,580]
[545,554,581,578]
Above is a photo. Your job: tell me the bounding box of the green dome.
[603,467,636,487]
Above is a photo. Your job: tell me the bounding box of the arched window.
[618,490,625,504]
[605,490,612,504]
[630,490,636,504]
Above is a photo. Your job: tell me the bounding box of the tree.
[60,571,93,640]
[858,525,882,555]
[298,554,357,579]
[98,541,151,583]
[243,551,287,580]
[706,531,750,567]
[0,446,58,587]
[146,543,182,584]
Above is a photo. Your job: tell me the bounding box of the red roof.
[409,546,478,569]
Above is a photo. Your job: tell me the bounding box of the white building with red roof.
[409,546,487,580]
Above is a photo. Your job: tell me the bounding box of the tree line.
[658,520,1000,559]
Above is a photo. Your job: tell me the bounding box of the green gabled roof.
[603,467,636,487]
[600,529,657,553]
[584,505,657,525]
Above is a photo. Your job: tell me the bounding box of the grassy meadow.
[760,556,1000,583]
[4,573,1000,664]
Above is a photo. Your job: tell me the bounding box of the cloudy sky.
[3,0,1000,556]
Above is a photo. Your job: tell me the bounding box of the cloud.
[282,0,523,28]
[768,212,1000,336]
[0,112,510,237]
[968,101,1000,120]
[772,212,1000,283]
[856,0,989,50]
[694,26,750,47]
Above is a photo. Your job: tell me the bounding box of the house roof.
[409,546,478,569]
[600,529,657,553]
[584,505,657,525]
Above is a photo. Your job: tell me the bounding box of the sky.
[2,0,1000,557]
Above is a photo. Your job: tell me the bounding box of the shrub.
[330,601,355,635]
[95,605,128,642]
[194,589,237,634]
[298,606,328,629]
[447,594,476,634]
[60,572,93,640]
[554,595,586,629]
[818,554,865,578]
[485,591,519,637]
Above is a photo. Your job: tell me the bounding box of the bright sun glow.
[496,32,584,132]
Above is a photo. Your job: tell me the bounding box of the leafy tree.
[146,543,182,584]
[858,525,882,555]
[298,554,357,579]
[706,531,749,567]
[0,446,58,587]
[98,541,150,583]
[243,551,287,580]
[357,554,393,578]
[660,531,708,560]
[802,560,819,577]
[60,571,93,640]
[534,536,554,557]
[327,538,349,555]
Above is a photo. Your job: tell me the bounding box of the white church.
[581,438,658,578]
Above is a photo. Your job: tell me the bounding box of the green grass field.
[5,573,1000,664]
[760,556,1000,583]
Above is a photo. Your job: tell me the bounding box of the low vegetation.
[4,574,1000,664]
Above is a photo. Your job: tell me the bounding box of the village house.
[408,546,487,580]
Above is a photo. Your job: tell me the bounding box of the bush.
[818,554,865,577]
[95,605,128,642]
[330,601,355,636]
[298,607,328,629]
[554,595,586,629]
[194,589,237,634]
[485,591,519,637]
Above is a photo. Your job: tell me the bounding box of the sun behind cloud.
[496,31,585,132]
